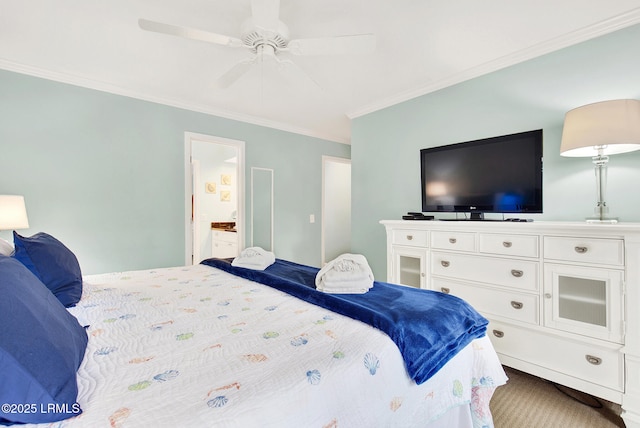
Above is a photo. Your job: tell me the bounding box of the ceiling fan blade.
[251,0,280,30]
[214,58,256,89]
[138,19,243,48]
[276,59,321,90]
[287,34,376,56]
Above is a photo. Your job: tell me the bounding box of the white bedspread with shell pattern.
[35,264,506,427]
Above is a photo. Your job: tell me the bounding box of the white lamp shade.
[0,195,30,230]
[560,99,640,157]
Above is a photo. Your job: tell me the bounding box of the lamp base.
[586,217,618,224]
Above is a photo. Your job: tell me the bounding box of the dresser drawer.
[431,252,538,291]
[544,236,624,266]
[434,278,538,325]
[392,229,429,247]
[488,321,623,392]
[431,231,476,252]
[480,233,539,258]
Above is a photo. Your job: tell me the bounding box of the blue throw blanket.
[201,258,488,384]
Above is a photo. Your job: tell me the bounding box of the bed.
[0,234,507,428]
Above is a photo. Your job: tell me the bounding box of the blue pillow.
[13,231,83,307]
[0,256,87,425]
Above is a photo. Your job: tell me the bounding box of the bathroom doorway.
[184,132,245,265]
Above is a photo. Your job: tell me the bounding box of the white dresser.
[381,220,640,427]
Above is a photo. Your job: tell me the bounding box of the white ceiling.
[2,1,640,144]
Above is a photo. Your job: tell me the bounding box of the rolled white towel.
[320,276,372,287]
[324,268,371,283]
[316,283,371,294]
[319,275,373,294]
[315,253,374,293]
[231,247,276,270]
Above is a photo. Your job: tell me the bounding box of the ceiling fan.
[138,0,376,89]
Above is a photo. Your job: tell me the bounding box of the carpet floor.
[491,367,625,428]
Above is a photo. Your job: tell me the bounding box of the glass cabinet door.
[544,264,624,343]
[391,246,427,289]
[557,276,606,327]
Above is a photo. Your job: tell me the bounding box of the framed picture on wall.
[221,174,232,186]
[220,190,231,202]
[205,182,216,194]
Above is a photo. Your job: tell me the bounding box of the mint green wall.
[352,24,640,280]
[0,69,349,274]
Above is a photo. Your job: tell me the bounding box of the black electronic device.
[403,212,434,220]
[420,129,543,220]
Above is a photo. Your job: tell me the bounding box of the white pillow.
[0,238,14,256]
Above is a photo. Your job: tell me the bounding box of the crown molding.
[0,59,349,145]
[348,8,640,119]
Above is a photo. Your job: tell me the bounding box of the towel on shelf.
[316,254,374,294]
[231,247,276,270]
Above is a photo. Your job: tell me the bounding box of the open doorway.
[321,156,351,265]
[184,132,245,265]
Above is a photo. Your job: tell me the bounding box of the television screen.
[420,129,543,218]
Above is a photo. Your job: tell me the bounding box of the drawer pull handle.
[406,235,413,241]
[545,293,552,299]
[574,246,588,254]
[440,287,450,294]
[441,260,450,268]
[449,238,457,244]
[585,355,602,366]
[493,330,504,338]
[502,241,513,248]
[510,301,523,310]
[511,269,524,278]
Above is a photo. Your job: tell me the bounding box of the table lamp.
[560,99,640,223]
[0,195,30,255]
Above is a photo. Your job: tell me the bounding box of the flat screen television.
[420,129,543,220]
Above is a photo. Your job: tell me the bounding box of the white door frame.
[184,132,245,265]
[191,158,202,264]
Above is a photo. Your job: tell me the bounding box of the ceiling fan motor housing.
[241,17,289,53]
